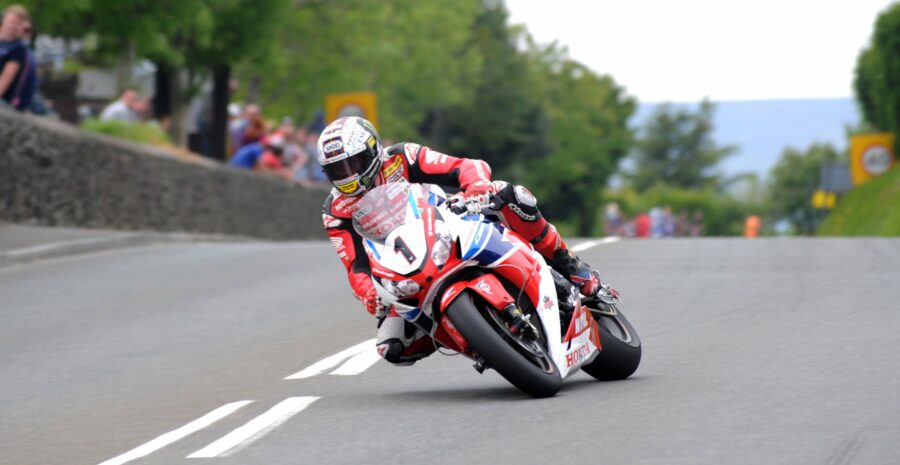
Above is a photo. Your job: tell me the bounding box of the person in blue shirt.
[229,141,266,168]
[0,5,31,110]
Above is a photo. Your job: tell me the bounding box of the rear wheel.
[580,297,642,381]
[446,291,562,398]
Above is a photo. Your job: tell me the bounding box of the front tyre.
[446,292,562,398]
[581,298,642,381]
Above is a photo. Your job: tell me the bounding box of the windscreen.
[351,182,416,242]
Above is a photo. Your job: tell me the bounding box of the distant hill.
[632,98,861,179]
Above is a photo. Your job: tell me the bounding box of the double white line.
[99,398,319,465]
[98,340,380,465]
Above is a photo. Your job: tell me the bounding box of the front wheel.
[580,297,642,381]
[446,291,562,398]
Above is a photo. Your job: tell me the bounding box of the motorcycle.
[352,182,641,397]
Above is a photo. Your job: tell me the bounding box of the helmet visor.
[323,145,377,181]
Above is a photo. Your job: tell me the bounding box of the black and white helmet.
[317,117,383,196]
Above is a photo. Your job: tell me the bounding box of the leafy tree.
[854,3,900,152]
[17,0,287,156]
[242,0,482,139]
[420,2,551,174]
[629,100,735,192]
[767,143,842,235]
[523,42,635,236]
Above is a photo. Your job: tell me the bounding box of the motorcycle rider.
[320,116,614,365]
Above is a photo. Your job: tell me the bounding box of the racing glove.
[464,180,495,200]
[363,286,388,326]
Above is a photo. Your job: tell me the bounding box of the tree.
[420,2,551,174]
[522,42,635,236]
[854,3,900,152]
[20,0,288,155]
[241,0,483,139]
[767,143,842,235]
[629,100,735,192]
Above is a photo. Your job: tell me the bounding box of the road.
[2,238,899,465]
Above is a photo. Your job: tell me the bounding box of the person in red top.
[320,117,613,364]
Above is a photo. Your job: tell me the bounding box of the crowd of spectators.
[226,103,330,185]
[604,202,706,238]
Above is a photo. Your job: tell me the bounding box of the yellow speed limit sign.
[850,133,895,185]
[325,92,378,129]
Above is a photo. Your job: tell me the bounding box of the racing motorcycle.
[352,182,641,398]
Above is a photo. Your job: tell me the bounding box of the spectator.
[0,4,31,110]
[649,206,663,238]
[100,88,143,123]
[301,120,329,183]
[229,134,290,179]
[635,212,651,238]
[675,209,689,237]
[661,206,675,237]
[239,104,266,147]
[603,202,623,237]
[690,210,705,237]
[227,103,241,151]
[16,15,37,112]
[744,215,762,238]
[255,134,291,179]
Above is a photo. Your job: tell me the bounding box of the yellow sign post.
[849,133,895,185]
[325,92,378,129]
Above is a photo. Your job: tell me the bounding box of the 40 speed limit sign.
[850,133,895,185]
[325,92,378,129]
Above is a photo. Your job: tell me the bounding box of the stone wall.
[0,109,330,240]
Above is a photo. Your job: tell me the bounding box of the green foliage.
[604,186,755,236]
[767,142,843,235]
[854,3,900,150]
[628,100,735,193]
[81,118,171,146]
[521,42,635,236]
[245,0,482,139]
[819,165,900,236]
[422,4,550,172]
[24,0,637,232]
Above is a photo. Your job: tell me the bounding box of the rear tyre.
[446,291,562,398]
[581,299,642,381]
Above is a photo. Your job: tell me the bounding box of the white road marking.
[187,396,320,458]
[329,345,381,376]
[97,401,252,465]
[284,339,376,379]
[3,236,127,257]
[571,237,620,252]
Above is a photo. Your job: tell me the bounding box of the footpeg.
[473,356,488,374]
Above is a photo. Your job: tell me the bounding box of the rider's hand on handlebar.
[363,287,388,326]
[464,180,495,199]
[449,194,489,215]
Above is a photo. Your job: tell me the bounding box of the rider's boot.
[551,270,578,329]
[532,224,616,299]
[490,181,616,300]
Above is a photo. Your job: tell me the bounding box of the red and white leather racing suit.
[323,143,586,365]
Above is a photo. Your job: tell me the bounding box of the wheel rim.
[483,305,557,375]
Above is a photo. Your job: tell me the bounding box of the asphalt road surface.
[2,238,899,465]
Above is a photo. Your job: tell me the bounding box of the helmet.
[317,117,383,196]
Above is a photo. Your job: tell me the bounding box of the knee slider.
[376,339,406,364]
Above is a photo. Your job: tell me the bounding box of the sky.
[505,0,896,103]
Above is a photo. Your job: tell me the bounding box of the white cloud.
[505,0,895,102]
